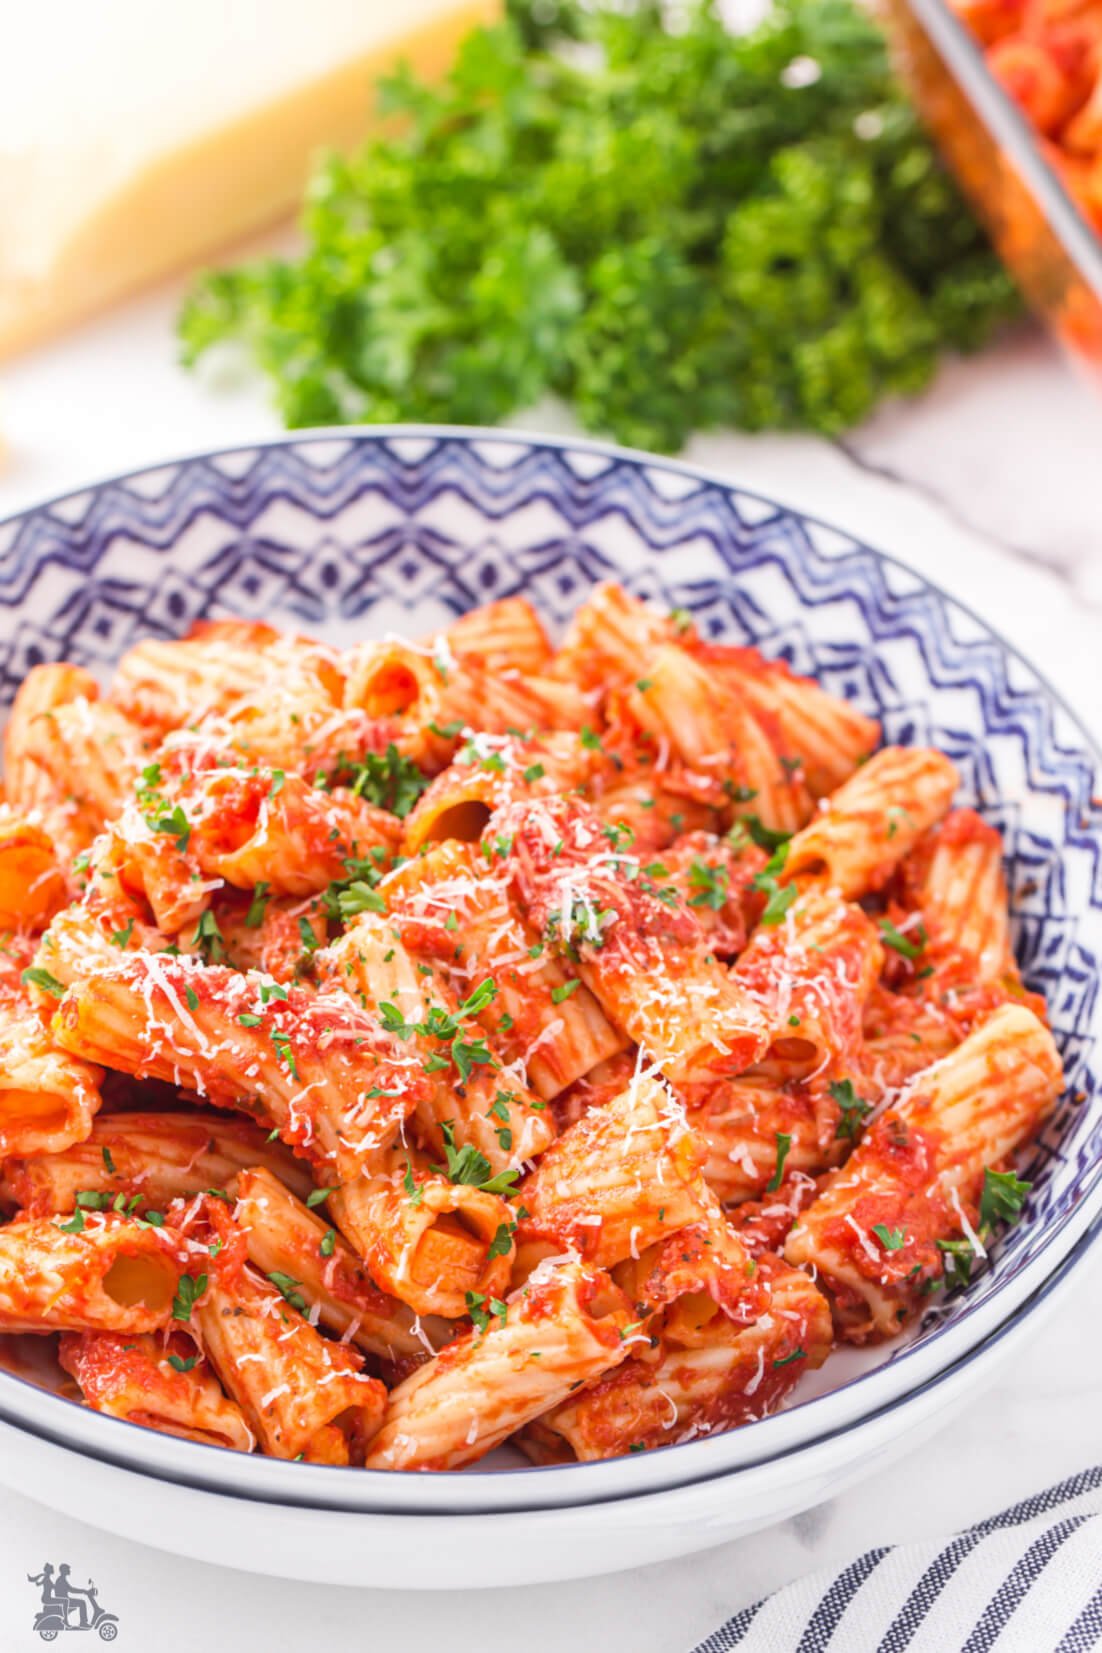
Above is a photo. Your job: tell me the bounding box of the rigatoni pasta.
[0,584,1064,1471]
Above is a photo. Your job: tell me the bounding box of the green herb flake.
[979,1168,1031,1230]
[879,918,927,961]
[436,1121,519,1196]
[267,1271,309,1315]
[172,1272,208,1323]
[167,1352,199,1374]
[245,882,271,928]
[21,967,64,999]
[347,743,429,818]
[766,1131,792,1192]
[830,1078,873,1141]
[486,1222,514,1261]
[687,857,729,912]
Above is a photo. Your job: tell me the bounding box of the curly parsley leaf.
[179,0,1016,452]
[347,743,429,819]
[978,1168,1031,1230]
[830,1078,873,1140]
[172,1272,208,1323]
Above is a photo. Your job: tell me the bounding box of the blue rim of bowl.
[0,424,1099,1501]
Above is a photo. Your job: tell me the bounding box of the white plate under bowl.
[0,428,1099,1541]
[0,1217,1093,1588]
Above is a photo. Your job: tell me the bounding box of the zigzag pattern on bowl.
[0,431,1098,1354]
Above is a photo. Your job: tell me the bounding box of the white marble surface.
[0,283,1100,1651]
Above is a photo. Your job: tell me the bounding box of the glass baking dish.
[880,0,1102,379]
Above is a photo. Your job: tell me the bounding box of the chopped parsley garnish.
[320,1228,337,1258]
[306,1187,335,1209]
[437,1121,519,1196]
[270,1028,299,1080]
[766,1131,792,1192]
[772,1347,807,1368]
[348,742,429,818]
[937,1237,975,1290]
[551,978,582,1004]
[153,804,192,854]
[172,1273,208,1323]
[192,909,225,964]
[688,857,729,912]
[267,1272,309,1314]
[380,979,498,1081]
[466,1290,508,1334]
[333,882,387,919]
[742,816,791,853]
[872,1224,906,1251]
[403,1158,424,1207]
[830,1079,873,1140]
[21,967,64,999]
[523,763,546,783]
[110,917,135,949]
[167,1352,199,1374]
[486,1221,515,1261]
[245,882,270,928]
[879,918,927,960]
[753,844,797,926]
[979,1168,1031,1229]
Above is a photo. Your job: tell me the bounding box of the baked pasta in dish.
[0,585,1061,1467]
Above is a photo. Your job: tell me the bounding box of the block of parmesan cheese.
[0,0,497,358]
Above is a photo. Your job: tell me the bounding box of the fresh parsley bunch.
[178,0,1017,451]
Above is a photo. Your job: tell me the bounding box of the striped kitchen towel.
[694,1467,1102,1653]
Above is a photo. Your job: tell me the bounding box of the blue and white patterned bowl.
[0,428,1098,1549]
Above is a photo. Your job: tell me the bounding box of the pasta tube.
[2,1111,312,1217]
[0,1213,183,1334]
[785,1004,1063,1340]
[515,1071,714,1270]
[316,915,553,1170]
[364,1261,633,1470]
[330,1152,514,1321]
[194,1255,386,1463]
[234,1166,446,1362]
[52,956,427,1181]
[698,643,880,798]
[525,1255,831,1461]
[388,843,627,1101]
[502,796,768,1081]
[0,1002,105,1159]
[783,746,959,897]
[622,644,812,834]
[59,1330,254,1452]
